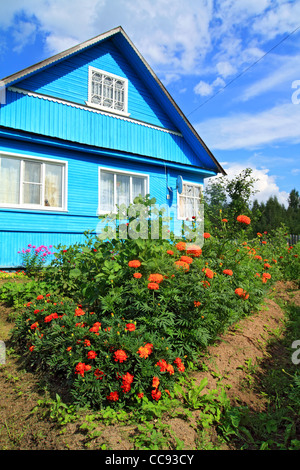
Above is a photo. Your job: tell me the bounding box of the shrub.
[9,197,300,410]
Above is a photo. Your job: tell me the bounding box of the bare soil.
[0,281,299,450]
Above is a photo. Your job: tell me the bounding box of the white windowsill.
[85,101,130,117]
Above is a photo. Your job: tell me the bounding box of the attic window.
[87,67,129,116]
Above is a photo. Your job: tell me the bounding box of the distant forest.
[204,168,300,237]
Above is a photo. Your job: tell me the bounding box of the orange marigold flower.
[148,273,164,284]
[156,359,168,372]
[128,260,141,268]
[187,244,202,257]
[36,295,44,300]
[114,349,128,363]
[235,288,249,299]
[89,321,101,333]
[175,242,186,251]
[180,256,193,264]
[203,232,211,239]
[166,363,174,375]
[121,372,134,393]
[30,321,39,330]
[137,392,144,399]
[255,255,262,260]
[125,323,136,332]
[106,391,119,401]
[167,250,174,255]
[223,269,233,276]
[174,357,185,372]
[262,272,271,279]
[75,307,85,316]
[174,260,190,271]
[152,376,160,388]
[137,343,153,358]
[44,312,58,323]
[29,345,35,352]
[151,389,161,401]
[75,362,91,377]
[237,215,251,225]
[222,218,228,223]
[84,339,91,347]
[123,372,134,384]
[264,263,271,269]
[87,350,97,360]
[148,282,160,290]
[133,272,142,279]
[203,268,214,279]
[194,301,201,307]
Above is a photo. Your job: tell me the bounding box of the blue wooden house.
[0,26,225,268]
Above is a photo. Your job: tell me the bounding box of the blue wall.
[0,136,205,267]
[16,39,177,132]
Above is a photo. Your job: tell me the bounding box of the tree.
[204,168,258,230]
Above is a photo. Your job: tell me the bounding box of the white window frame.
[98,167,149,215]
[0,151,68,212]
[86,66,129,117]
[177,180,203,221]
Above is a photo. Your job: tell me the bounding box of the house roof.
[1,26,226,176]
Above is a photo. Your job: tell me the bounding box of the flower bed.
[10,204,300,409]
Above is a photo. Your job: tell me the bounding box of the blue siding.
[0,32,218,268]
[16,40,177,131]
[1,89,202,167]
[0,137,204,267]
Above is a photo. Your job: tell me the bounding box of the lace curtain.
[0,156,63,208]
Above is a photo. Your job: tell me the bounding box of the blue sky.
[0,0,299,206]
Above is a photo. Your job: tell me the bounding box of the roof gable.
[1,26,225,175]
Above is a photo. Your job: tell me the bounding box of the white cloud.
[196,103,300,150]
[194,80,213,96]
[205,162,290,206]
[216,60,236,78]
[252,1,300,40]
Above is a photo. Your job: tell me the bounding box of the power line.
[187,24,300,118]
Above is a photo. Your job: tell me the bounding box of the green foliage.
[7,195,300,413]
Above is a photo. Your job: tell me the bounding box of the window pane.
[24,161,41,183]
[186,197,194,219]
[178,195,185,219]
[23,183,41,205]
[194,185,201,198]
[0,157,20,204]
[45,164,62,207]
[100,171,114,212]
[116,174,130,207]
[132,177,145,201]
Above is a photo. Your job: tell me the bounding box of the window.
[99,168,148,214]
[0,154,67,210]
[178,182,203,220]
[87,67,129,116]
